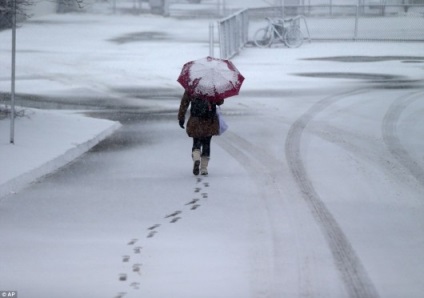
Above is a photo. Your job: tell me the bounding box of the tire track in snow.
[285,89,380,298]
[382,91,424,188]
[215,133,296,298]
[215,130,332,297]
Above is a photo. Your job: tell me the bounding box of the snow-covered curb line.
[0,121,121,199]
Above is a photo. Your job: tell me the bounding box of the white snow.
[186,57,242,97]
[0,109,120,197]
[1,5,424,298]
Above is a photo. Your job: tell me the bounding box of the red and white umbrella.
[177,56,245,103]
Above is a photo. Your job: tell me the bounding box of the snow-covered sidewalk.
[0,109,120,198]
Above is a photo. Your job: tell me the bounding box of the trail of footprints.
[115,177,210,298]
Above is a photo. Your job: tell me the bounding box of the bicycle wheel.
[284,27,304,48]
[254,27,273,48]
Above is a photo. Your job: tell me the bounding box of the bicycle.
[254,16,304,48]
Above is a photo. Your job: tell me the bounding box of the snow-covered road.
[215,84,424,298]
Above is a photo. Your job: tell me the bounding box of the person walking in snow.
[178,91,224,176]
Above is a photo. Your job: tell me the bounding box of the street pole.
[209,22,214,58]
[354,0,359,41]
[10,0,16,144]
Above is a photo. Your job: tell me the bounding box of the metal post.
[209,21,214,57]
[354,3,359,41]
[10,0,16,144]
[382,0,386,16]
[218,0,225,17]
[164,0,170,16]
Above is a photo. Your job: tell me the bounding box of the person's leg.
[192,138,202,152]
[192,138,201,175]
[200,137,212,175]
[200,136,211,157]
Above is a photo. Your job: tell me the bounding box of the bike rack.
[282,15,311,43]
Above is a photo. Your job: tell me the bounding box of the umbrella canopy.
[177,56,245,102]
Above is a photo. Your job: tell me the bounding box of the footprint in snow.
[132,264,142,273]
[170,217,181,223]
[147,230,157,238]
[148,224,160,230]
[122,255,130,263]
[185,198,199,205]
[127,239,137,245]
[191,204,201,210]
[130,282,140,289]
[134,246,142,254]
[165,211,182,218]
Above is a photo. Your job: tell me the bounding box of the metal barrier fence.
[248,5,424,42]
[217,9,249,59]
[218,4,424,59]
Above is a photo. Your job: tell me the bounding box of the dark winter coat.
[178,92,224,138]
